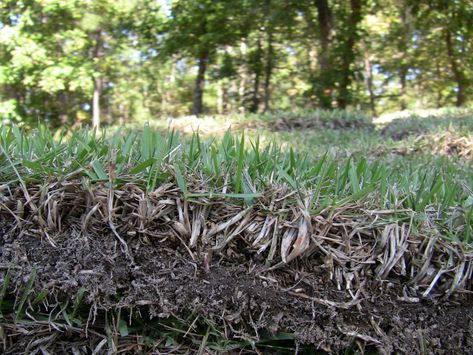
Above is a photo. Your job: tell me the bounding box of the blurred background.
[0,0,471,128]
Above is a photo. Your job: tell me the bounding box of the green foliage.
[0,0,471,126]
[0,0,163,126]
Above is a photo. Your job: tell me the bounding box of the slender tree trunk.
[59,91,68,125]
[92,78,102,128]
[301,6,319,107]
[192,52,208,116]
[230,79,238,113]
[263,30,273,112]
[260,0,274,112]
[238,40,248,113]
[435,61,443,108]
[92,29,103,129]
[398,3,412,111]
[217,81,223,114]
[445,29,465,107]
[399,67,408,110]
[250,35,263,113]
[364,55,377,117]
[315,0,332,74]
[222,83,229,114]
[337,0,362,109]
[314,0,334,108]
[251,70,261,113]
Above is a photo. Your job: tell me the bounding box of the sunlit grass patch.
[125,108,473,165]
[379,107,473,137]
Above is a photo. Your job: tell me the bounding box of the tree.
[0,0,94,125]
[1,0,471,124]
[162,0,249,115]
[411,0,472,107]
[298,0,366,109]
[0,0,159,127]
[313,0,335,108]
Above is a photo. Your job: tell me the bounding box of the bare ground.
[1,222,473,353]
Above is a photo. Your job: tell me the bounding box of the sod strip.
[1,180,471,298]
[1,179,471,298]
[1,181,473,353]
[0,126,472,352]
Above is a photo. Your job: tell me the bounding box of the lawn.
[1,108,472,353]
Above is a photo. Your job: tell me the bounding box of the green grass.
[0,116,472,246]
[126,107,473,164]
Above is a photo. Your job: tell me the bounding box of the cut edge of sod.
[0,125,472,353]
[0,126,473,297]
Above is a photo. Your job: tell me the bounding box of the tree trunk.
[337,0,362,109]
[399,67,408,110]
[217,82,223,114]
[92,29,103,129]
[364,55,377,117]
[315,0,332,74]
[263,29,273,112]
[314,0,334,108]
[251,70,261,113]
[192,52,208,116]
[230,79,238,113]
[398,3,412,111]
[435,61,443,108]
[238,40,248,113]
[59,91,68,125]
[445,29,465,107]
[250,35,263,113]
[92,78,102,128]
[222,83,229,114]
[301,5,319,105]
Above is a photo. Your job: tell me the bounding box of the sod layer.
[1,181,472,353]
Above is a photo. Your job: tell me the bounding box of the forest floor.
[1,108,473,354]
[163,107,473,162]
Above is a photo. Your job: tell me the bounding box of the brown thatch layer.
[1,181,473,353]
[2,180,471,298]
[431,132,473,160]
[383,130,473,160]
[166,114,373,136]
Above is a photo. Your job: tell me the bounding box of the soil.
[1,221,473,354]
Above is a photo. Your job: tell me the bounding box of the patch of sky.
[406,68,420,81]
[286,46,296,55]
[158,0,172,17]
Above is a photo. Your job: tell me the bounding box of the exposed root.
[0,180,471,299]
[1,179,472,353]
